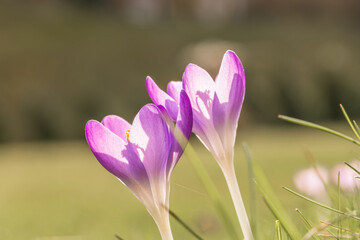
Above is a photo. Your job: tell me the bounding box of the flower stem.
[223,164,254,240]
[154,213,174,240]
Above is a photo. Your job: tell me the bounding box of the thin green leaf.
[353,120,360,136]
[255,180,302,239]
[344,162,360,176]
[245,143,301,238]
[276,220,283,240]
[295,208,321,240]
[283,187,360,221]
[243,143,257,239]
[303,212,356,240]
[278,115,360,146]
[340,104,360,141]
[337,171,341,239]
[317,233,357,238]
[319,221,360,237]
[320,221,345,232]
[185,143,239,240]
[167,207,203,240]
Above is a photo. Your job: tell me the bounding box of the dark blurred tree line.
[69,0,360,19]
[0,0,359,142]
[4,0,360,22]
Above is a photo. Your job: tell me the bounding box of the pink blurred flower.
[294,166,329,199]
[331,160,360,192]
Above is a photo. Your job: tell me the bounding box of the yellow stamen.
[125,130,130,142]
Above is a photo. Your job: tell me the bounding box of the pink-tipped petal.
[212,51,245,151]
[167,81,182,103]
[101,115,131,142]
[214,50,245,124]
[129,104,171,177]
[146,76,178,121]
[85,120,148,186]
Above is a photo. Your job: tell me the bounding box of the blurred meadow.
[1,126,359,239]
[1,0,360,239]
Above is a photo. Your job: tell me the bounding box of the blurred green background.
[0,0,360,239]
[1,0,360,142]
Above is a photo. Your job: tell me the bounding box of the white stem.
[154,211,173,240]
[223,164,254,240]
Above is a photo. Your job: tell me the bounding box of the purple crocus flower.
[147,50,244,169]
[146,50,253,240]
[85,91,192,240]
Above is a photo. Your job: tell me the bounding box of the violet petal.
[101,115,131,142]
[146,76,179,121]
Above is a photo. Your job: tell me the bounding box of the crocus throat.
[125,130,130,142]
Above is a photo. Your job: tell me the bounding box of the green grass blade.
[303,212,355,240]
[244,144,301,238]
[295,208,321,240]
[278,115,360,146]
[283,187,360,221]
[185,143,239,240]
[344,162,360,176]
[295,208,312,230]
[353,120,360,136]
[319,221,360,236]
[168,208,203,240]
[337,171,341,239]
[243,143,257,239]
[339,104,360,141]
[275,220,283,240]
[254,180,301,239]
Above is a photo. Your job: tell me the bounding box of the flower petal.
[212,51,245,153]
[85,120,148,186]
[182,63,218,152]
[166,81,182,103]
[101,115,131,142]
[129,104,171,177]
[182,63,215,120]
[146,76,178,121]
[214,50,245,125]
[167,91,193,175]
[157,105,174,128]
[175,90,193,142]
[129,104,172,206]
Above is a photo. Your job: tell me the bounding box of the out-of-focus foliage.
[0,1,360,141]
[0,125,356,239]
